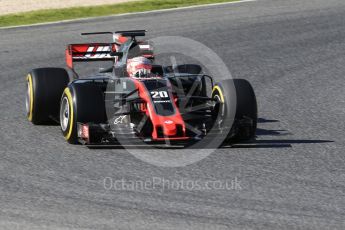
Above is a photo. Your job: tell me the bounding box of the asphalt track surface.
[1,0,345,229]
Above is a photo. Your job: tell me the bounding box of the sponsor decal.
[139,44,151,50]
[153,100,171,103]
[71,44,112,59]
[114,115,127,125]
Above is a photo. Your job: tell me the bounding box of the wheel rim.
[213,93,224,116]
[212,92,226,130]
[25,81,31,115]
[60,97,70,131]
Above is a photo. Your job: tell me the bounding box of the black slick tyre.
[26,68,69,124]
[212,79,257,142]
[60,83,106,144]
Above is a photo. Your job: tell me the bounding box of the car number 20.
[151,91,169,98]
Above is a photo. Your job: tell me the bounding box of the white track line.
[0,0,257,30]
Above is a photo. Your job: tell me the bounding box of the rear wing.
[81,30,146,38]
[65,43,116,68]
[65,42,154,69]
[66,30,153,69]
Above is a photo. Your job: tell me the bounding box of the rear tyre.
[26,68,69,125]
[212,79,257,142]
[60,83,106,144]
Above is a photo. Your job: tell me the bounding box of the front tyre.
[60,87,76,144]
[212,79,257,142]
[232,79,257,140]
[60,83,106,144]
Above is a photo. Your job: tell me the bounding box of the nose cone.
[163,120,176,136]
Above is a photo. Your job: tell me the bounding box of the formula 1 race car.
[26,30,257,147]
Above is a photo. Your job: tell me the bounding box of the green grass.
[0,0,238,28]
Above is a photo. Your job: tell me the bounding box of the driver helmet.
[114,34,128,44]
[127,56,152,78]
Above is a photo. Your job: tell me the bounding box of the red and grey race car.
[26,30,257,147]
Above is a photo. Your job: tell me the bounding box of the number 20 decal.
[151,91,169,98]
